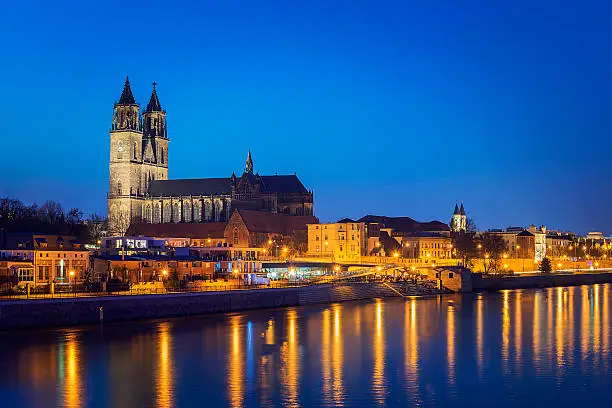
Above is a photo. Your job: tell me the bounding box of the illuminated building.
[107,78,314,234]
[307,221,366,262]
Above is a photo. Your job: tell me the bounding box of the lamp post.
[69,270,75,297]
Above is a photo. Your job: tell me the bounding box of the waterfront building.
[307,221,366,262]
[107,78,314,234]
[127,222,227,248]
[0,233,90,286]
[398,233,453,264]
[225,209,317,251]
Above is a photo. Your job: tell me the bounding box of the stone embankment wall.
[0,283,403,330]
[473,271,612,291]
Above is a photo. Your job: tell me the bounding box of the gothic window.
[193,201,201,222]
[173,203,180,223]
[184,202,192,222]
[233,228,239,245]
[144,205,152,222]
[154,204,161,223]
[205,201,212,221]
[163,203,171,223]
[117,180,122,195]
[161,147,165,164]
[133,142,137,160]
[214,201,222,222]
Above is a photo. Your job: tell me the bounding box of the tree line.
[0,198,106,244]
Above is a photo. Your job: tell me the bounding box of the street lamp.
[69,270,75,296]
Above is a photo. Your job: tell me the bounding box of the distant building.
[450,203,467,232]
[586,231,605,241]
[107,78,314,234]
[0,233,90,286]
[307,221,366,262]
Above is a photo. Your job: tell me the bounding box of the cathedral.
[107,77,314,234]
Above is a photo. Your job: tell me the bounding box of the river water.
[1,284,611,407]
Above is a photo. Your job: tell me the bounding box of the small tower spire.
[245,149,254,174]
[460,203,465,215]
[118,76,136,105]
[453,203,460,215]
[145,81,163,112]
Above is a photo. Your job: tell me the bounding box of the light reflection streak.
[447,302,455,386]
[514,291,522,373]
[227,315,243,408]
[547,288,553,368]
[555,287,565,370]
[62,332,82,408]
[581,285,590,371]
[155,322,174,408]
[594,284,601,359]
[372,300,386,406]
[502,291,510,373]
[332,305,344,405]
[476,295,483,377]
[533,290,541,373]
[405,299,419,402]
[604,285,610,370]
[321,309,332,401]
[281,309,300,407]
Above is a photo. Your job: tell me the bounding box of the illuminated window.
[233,228,239,245]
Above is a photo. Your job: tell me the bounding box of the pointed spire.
[145,81,163,112]
[245,149,254,174]
[118,76,136,105]
[460,203,466,215]
[453,203,460,215]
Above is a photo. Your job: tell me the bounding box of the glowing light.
[268,239,273,245]
[377,266,382,271]
[162,269,168,276]
[393,252,399,258]
[334,266,340,272]
[207,238,212,244]
[411,266,416,271]
[477,244,482,249]
[69,270,75,277]
[557,263,563,268]
[283,247,288,253]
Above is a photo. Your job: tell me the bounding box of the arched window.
[183,201,192,222]
[173,203,180,223]
[161,147,165,164]
[133,142,138,160]
[193,201,201,222]
[163,203,171,223]
[233,227,239,245]
[154,203,161,223]
[117,180,122,195]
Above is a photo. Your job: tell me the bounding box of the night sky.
[1,0,612,234]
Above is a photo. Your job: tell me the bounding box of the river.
[1,284,611,407]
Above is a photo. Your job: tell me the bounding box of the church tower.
[141,81,169,191]
[450,202,467,232]
[245,149,254,174]
[108,77,145,235]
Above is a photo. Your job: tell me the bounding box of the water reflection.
[2,284,612,407]
[155,322,174,408]
[227,315,243,408]
[372,300,386,406]
[61,332,82,408]
[281,309,300,407]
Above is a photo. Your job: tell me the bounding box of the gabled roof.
[358,215,450,233]
[337,218,356,223]
[145,83,163,112]
[148,178,232,196]
[231,209,318,234]
[148,174,310,197]
[127,222,226,239]
[517,230,534,237]
[117,76,137,105]
[260,175,309,194]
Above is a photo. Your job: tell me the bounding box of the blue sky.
[1,0,612,234]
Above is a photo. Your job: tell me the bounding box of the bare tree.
[109,210,130,236]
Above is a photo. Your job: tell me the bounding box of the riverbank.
[0,282,424,330]
[473,270,612,291]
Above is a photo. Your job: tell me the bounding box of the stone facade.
[108,78,314,235]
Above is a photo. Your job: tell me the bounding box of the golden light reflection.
[546,288,553,367]
[604,285,610,367]
[405,299,419,399]
[265,318,275,345]
[281,309,300,407]
[227,315,244,408]
[581,285,590,371]
[502,291,510,373]
[594,285,601,357]
[555,287,565,368]
[533,290,541,373]
[514,291,522,373]
[447,302,455,386]
[62,332,82,408]
[321,309,332,401]
[332,305,344,405]
[372,300,386,406]
[156,322,174,408]
[476,295,483,377]
[259,319,275,406]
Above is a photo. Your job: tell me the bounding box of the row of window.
[38,253,86,258]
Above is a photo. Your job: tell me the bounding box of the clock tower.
[108,77,145,235]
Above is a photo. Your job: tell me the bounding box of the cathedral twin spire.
[116,76,163,112]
